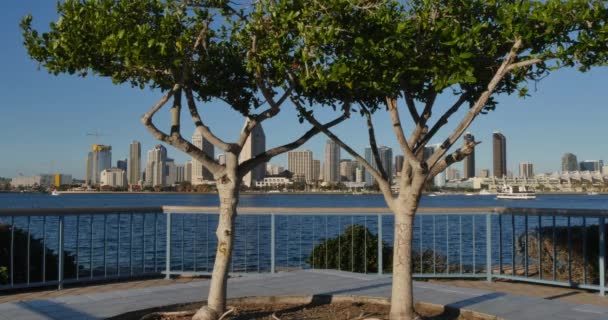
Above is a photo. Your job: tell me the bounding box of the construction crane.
[86,130,107,144]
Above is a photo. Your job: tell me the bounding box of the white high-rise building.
[86,144,112,186]
[176,164,186,183]
[239,124,266,187]
[191,131,215,185]
[185,160,192,182]
[100,168,126,188]
[519,162,534,178]
[340,160,356,182]
[324,140,340,182]
[288,150,314,182]
[128,141,141,185]
[145,145,167,186]
[266,164,284,176]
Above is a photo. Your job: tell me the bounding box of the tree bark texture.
[193,155,240,320]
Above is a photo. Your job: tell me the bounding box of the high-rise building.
[176,164,186,183]
[185,160,192,182]
[165,158,177,185]
[85,144,112,185]
[364,146,393,186]
[447,167,460,180]
[561,153,578,172]
[323,140,341,182]
[100,168,127,188]
[463,133,475,178]
[339,160,357,182]
[266,164,285,176]
[128,141,141,185]
[313,160,321,181]
[288,150,314,182]
[240,124,266,187]
[355,167,364,183]
[492,132,507,178]
[580,160,604,172]
[191,131,215,185]
[480,169,490,178]
[519,162,534,178]
[117,159,127,173]
[423,144,446,187]
[394,155,404,176]
[145,145,167,186]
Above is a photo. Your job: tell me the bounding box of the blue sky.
[1,2,607,180]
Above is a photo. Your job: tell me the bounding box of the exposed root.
[192,306,219,320]
[139,311,195,320]
[218,307,235,320]
[271,313,281,320]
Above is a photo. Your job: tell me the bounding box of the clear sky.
[1,2,608,180]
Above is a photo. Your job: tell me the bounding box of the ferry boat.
[588,191,599,195]
[496,185,536,200]
[51,190,61,196]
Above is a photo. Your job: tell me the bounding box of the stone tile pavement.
[0,270,607,319]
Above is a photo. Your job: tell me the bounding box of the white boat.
[496,185,536,200]
[588,191,599,195]
[51,190,60,196]
[479,189,494,196]
[464,193,475,196]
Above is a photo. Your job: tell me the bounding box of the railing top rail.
[1,205,608,217]
[0,206,163,216]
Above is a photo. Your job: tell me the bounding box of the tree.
[21,1,349,319]
[251,0,608,319]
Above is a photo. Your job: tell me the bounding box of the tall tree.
[252,0,608,319]
[21,1,348,319]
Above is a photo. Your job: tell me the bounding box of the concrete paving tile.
[573,304,608,314]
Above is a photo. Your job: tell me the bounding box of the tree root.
[218,307,235,320]
[139,311,195,320]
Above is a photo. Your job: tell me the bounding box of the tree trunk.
[193,161,240,320]
[390,181,424,320]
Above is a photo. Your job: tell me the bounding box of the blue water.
[0,193,605,287]
[0,192,607,209]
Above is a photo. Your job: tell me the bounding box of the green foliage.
[21,0,260,115]
[307,225,392,273]
[251,0,608,114]
[0,267,7,284]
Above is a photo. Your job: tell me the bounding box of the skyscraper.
[424,144,446,187]
[579,160,603,172]
[323,140,340,182]
[176,164,185,183]
[191,130,214,185]
[394,155,404,176]
[240,124,266,187]
[313,159,321,181]
[519,162,534,178]
[85,144,112,185]
[145,145,167,187]
[165,158,177,185]
[561,153,578,172]
[288,150,314,182]
[117,159,127,172]
[339,160,356,182]
[128,141,141,185]
[364,146,393,185]
[463,132,475,178]
[185,160,192,182]
[492,132,507,178]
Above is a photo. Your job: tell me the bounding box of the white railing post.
[271,213,276,273]
[165,213,172,279]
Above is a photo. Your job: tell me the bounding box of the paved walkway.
[0,270,607,320]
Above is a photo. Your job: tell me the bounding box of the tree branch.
[361,103,388,181]
[386,97,420,170]
[142,85,223,175]
[237,109,350,178]
[506,58,544,72]
[403,90,419,123]
[426,38,524,175]
[429,140,481,178]
[184,88,234,152]
[415,92,470,153]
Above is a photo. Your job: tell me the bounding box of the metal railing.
[0,206,606,295]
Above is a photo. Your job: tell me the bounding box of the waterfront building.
[11,174,56,187]
[240,124,266,187]
[100,168,126,188]
[394,155,404,176]
[53,174,73,187]
[339,160,356,182]
[463,132,475,178]
[603,165,608,175]
[492,132,507,178]
[176,164,186,183]
[519,162,534,178]
[191,131,214,185]
[364,146,393,186]
[266,164,284,176]
[117,159,127,172]
[145,145,167,187]
[355,167,364,183]
[324,140,341,182]
[313,159,321,182]
[185,160,192,182]
[85,144,112,185]
[561,153,578,172]
[255,177,293,188]
[166,158,177,185]
[423,144,447,187]
[128,141,141,186]
[288,150,314,182]
[580,160,603,173]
